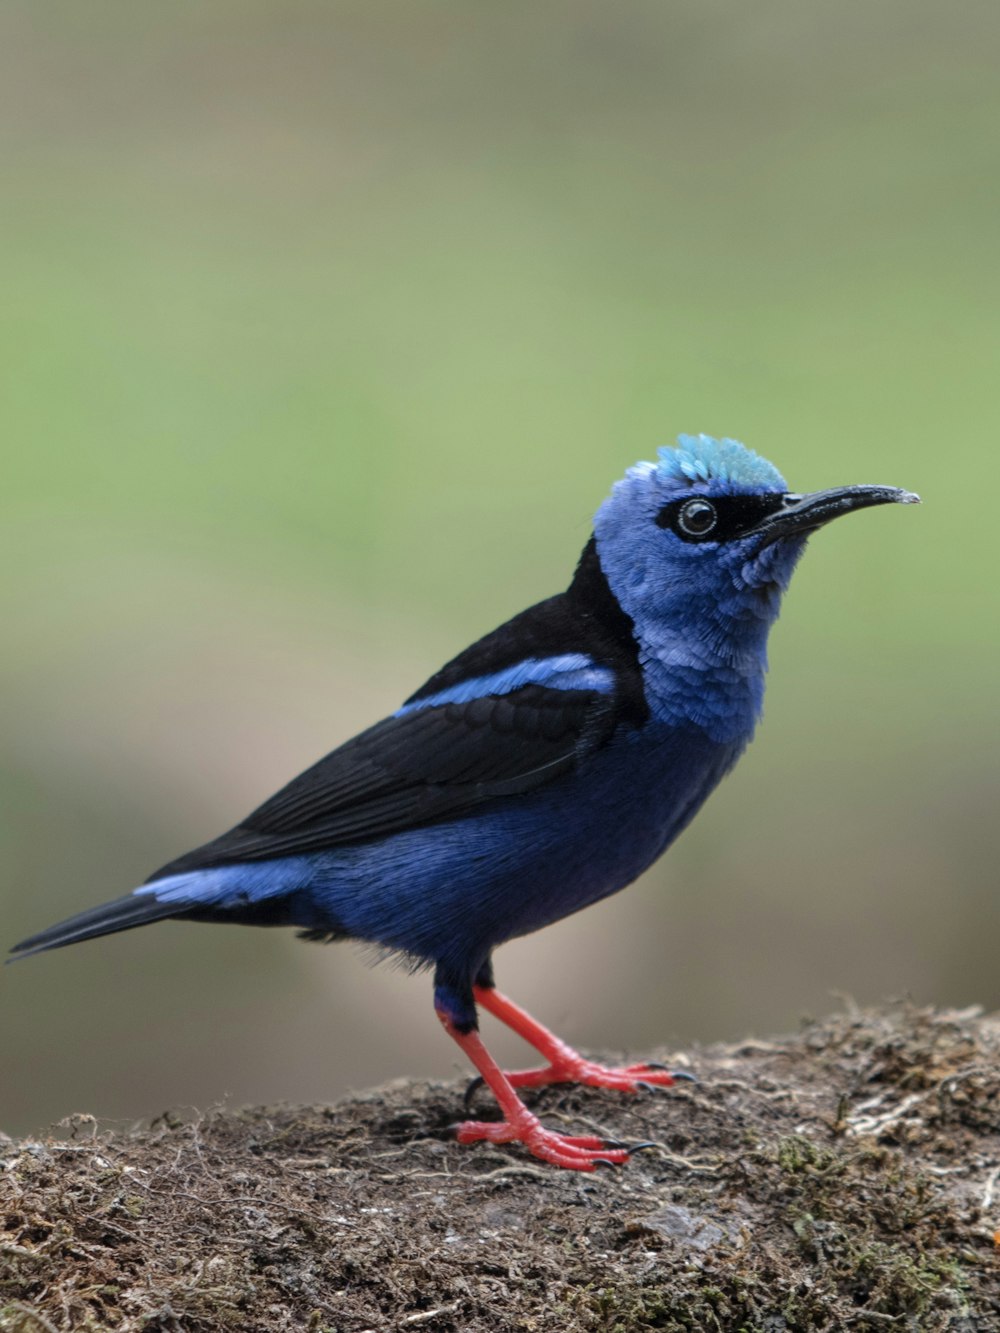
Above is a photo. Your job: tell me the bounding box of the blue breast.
[285,719,739,975]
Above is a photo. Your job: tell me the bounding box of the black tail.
[8,893,181,962]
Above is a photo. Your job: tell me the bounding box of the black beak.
[750,484,920,546]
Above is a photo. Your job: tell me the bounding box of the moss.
[1,1004,998,1332]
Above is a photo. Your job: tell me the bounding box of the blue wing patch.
[395,653,616,717]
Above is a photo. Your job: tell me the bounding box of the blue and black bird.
[10,435,918,1169]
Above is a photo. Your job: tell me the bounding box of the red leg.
[473,984,686,1092]
[438,1008,631,1171]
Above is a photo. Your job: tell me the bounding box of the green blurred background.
[2,2,998,1137]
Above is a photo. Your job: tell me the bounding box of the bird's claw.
[463,1074,486,1107]
[501,1056,690,1094]
[593,1136,656,1158]
[629,1061,697,1084]
[453,1116,635,1171]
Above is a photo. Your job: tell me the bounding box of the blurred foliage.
[1,1,998,1136]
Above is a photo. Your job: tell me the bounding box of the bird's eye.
[676,499,718,537]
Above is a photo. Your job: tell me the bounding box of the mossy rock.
[2,1004,998,1331]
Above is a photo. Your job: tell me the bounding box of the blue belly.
[299,722,737,972]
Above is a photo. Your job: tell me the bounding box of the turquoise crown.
[657,434,786,491]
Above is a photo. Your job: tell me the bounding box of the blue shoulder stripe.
[396,653,616,717]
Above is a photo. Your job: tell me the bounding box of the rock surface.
[2,1004,999,1331]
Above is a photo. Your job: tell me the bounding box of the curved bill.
[749,484,920,546]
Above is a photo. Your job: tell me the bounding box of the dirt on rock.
[2,1004,999,1332]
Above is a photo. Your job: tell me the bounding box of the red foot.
[437,989,685,1172]
[472,984,687,1093]
[438,1009,641,1172]
[503,1056,679,1092]
[454,1110,630,1171]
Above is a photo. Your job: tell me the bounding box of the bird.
[10,434,918,1171]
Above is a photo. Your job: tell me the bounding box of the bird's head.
[593,434,918,687]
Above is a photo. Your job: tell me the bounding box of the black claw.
[641,1062,698,1083]
[624,1140,657,1156]
[592,1156,620,1169]
[601,1138,629,1149]
[636,1081,664,1094]
[463,1074,486,1108]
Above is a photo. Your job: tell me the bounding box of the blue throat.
[593,476,806,746]
[628,579,780,744]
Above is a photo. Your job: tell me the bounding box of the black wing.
[149,684,619,879]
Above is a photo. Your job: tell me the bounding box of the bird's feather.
[148,682,620,877]
[10,892,183,960]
